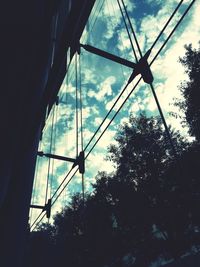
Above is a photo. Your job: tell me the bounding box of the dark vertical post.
[0,129,40,267]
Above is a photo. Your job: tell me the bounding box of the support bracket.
[80,43,136,69]
[30,199,52,219]
[37,151,76,163]
[37,151,85,174]
[70,41,80,59]
[80,43,153,84]
[72,151,85,174]
[128,49,154,84]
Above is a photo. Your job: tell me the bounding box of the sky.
[29,0,200,228]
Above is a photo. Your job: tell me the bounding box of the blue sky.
[30,0,200,227]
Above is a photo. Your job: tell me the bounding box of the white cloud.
[86,150,115,178]
[130,101,141,113]
[83,128,95,146]
[94,128,117,152]
[82,68,98,84]
[117,29,134,55]
[105,91,124,111]
[87,89,96,98]
[98,76,115,99]
[87,75,116,101]
[94,117,102,127]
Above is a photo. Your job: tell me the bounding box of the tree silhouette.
[174,42,200,142]
[24,223,56,267]
[97,114,190,262]
[25,113,200,267]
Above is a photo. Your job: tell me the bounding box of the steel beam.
[30,204,44,209]
[37,151,76,163]
[80,43,136,68]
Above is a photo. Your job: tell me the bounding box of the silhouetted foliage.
[25,113,200,267]
[24,223,56,267]
[174,42,200,142]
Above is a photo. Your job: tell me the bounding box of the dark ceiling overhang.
[0,0,95,154]
[30,0,96,149]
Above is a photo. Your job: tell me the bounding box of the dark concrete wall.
[0,2,58,266]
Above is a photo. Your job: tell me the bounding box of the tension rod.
[80,43,136,69]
